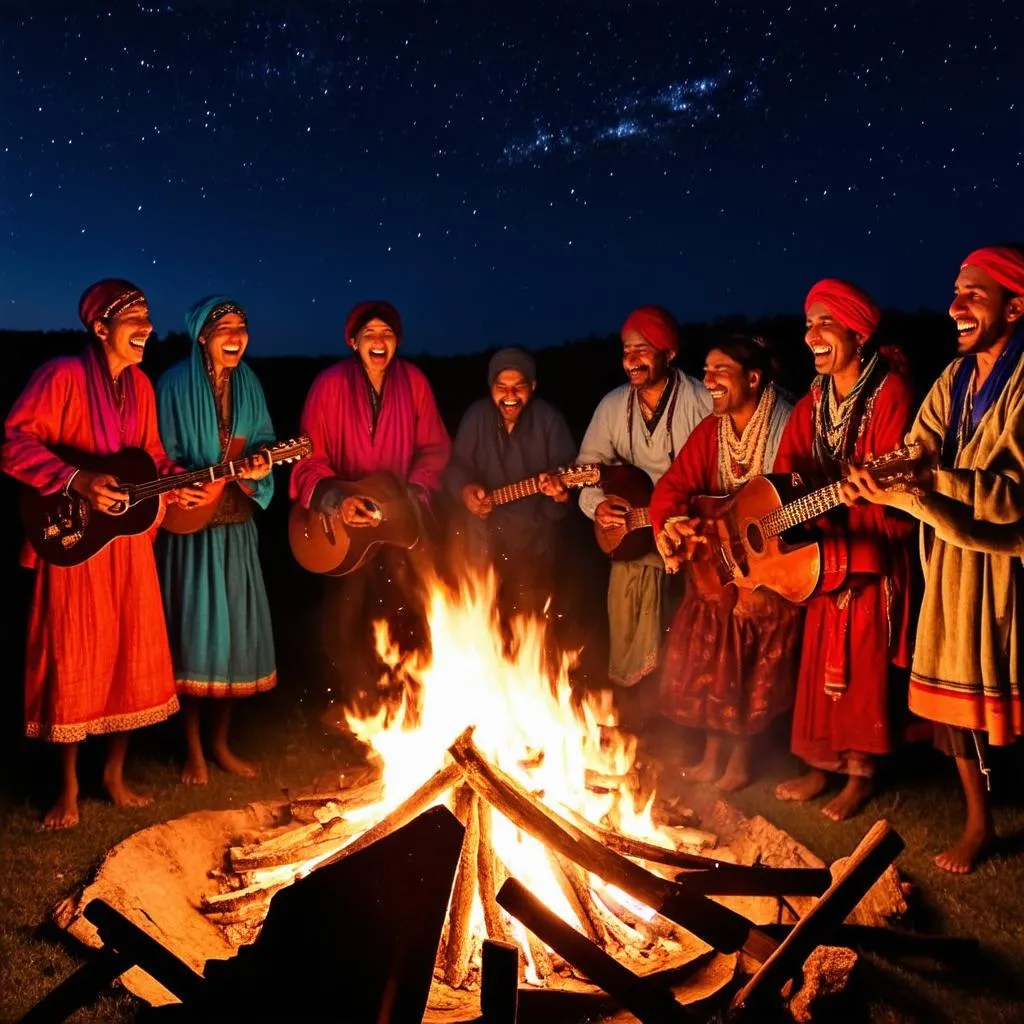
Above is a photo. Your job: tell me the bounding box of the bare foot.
[683,757,721,783]
[43,792,80,829]
[716,765,752,792]
[181,756,210,786]
[212,748,259,778]
[104,776,153,809]
[934,827,994,875]
[822,776,874,821]
[775,769,828,802]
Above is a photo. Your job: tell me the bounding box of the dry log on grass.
[444,786,481,988]
[448,728,778,962]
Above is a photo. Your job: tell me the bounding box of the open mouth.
[955,318,979,336]
[707,387,727,399]
[223,345,241,355]
[129,337,147,351]
[811,345,832,358]
[500,400,522,411]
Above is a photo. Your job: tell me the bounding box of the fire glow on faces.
[703,348,760,417]
[94,301,154,375]
[350,317,398,376]
[490,368,536,428]
[201,312,249,373]
[804,301,861,379]
[621,327,673,389]
[949,265,1022,355]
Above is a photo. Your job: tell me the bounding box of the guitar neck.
[626,507,651,531]
[489,475,542,507]
[761,480,844,538]
[127,457,253,504]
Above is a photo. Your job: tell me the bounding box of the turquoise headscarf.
[156,295,276,509]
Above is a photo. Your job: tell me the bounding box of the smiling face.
[804,301,862,379]
[621,326,673,389]
[949,264,1024,356]
[201,311,248,373]
[703,348,761,418]
[350,317,398,376]
[93,301,153,376]
[490,368,536,428]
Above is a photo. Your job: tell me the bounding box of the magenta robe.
[2,348,179,741]
[290,357,451,506]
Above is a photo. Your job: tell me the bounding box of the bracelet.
[62,469,80,497]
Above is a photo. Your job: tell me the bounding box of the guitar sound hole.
[745,521,765,555]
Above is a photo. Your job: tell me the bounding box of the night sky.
[2,1,1021,357]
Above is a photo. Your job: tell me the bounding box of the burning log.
[592,884,679,943]
[201,879,288,914]
[497,878,693,1024]
[477,801,513,947]
[286,778,384,823]
[546,849,617,951]
[230,817,364,873]
[444,785,481,987]
[448,729,778,962]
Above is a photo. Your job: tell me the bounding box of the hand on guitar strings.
[71,470,130,513]
[655,515,706,573]
[237,450,273,481]
[172,483,215,510]
[462,483,494,519]
[840,457,935,508]
[340,495,383,528]
[537,472,570,503]
[594,498,629,530]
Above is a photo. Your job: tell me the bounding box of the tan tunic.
[891,353,1024,744]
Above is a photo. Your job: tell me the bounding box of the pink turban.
[960,247,1024,297]
[77,278,145,332]
[621,305,679,354]
[804,279,880,340]
[345,300,404,345]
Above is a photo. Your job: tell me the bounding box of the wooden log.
[231,819,365,872]
[284,777,383,808]
[231,819,333,861]
[477,801,512,945]
[317,760,463,869]
[592,884,677,944]
[444,786,481,988]
[448,729,777,962]
[730,820,905,1015]
[480,939,520,1024]
[19,947,135,1024]
[201,879,285,914]
[546,848,614,949]
[497,878,693,1024]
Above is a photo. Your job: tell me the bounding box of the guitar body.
[19,446,161,567]
[161,436,244,535]
[594,463,655,562]
[691,475,821,603]
[288,472,421,577]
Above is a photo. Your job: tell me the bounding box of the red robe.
[651,416,802,735]
[2,352,178,742]
[773,372,916,767]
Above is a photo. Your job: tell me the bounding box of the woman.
[651,335,800,791]
[773,279,916,821]
[156,296,277,784]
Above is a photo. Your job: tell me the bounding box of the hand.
[238,450,273,481]
[537,472,569,502]
[173,484,214,509]
[71,470,129,513]
[655,516,705,572]
[462,483,494,519]
[595,498,628,530]
[341,495,382,528]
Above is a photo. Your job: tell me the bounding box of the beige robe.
[888,353,1024,744]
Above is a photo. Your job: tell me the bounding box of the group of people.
[2,245,1021,880]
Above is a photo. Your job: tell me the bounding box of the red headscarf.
[621,305,679,355]
[960,247,1024,297]
[77,278,145,332]
[345,300,404,345]
[804,278,880,340]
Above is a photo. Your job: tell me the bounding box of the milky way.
[1,1,1021,355]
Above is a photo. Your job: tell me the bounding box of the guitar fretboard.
[489,476,541,507]
[626,507,652,531]
[761,481,844,538]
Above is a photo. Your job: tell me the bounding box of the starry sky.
[1,1,1021,357]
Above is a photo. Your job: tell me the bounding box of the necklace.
[718,385,776,491]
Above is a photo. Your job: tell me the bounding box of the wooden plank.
[480,939,520,1024]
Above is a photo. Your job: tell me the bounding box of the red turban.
[621,305,679,354]
[345,300,404,345]
[77,278,145,332]
[804,279,880,340]
[960,247,1024,297]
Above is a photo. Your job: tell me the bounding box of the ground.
[1,685,1023,1024]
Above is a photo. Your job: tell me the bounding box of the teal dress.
[156,339,277,698]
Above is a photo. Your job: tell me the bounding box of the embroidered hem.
[26,695,180,743]
[176,671,277,699]
[609,650,659,688]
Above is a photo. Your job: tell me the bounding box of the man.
[651,335,801,791]
[444,346,577,619]
[773,279,916,822]
[156,296,277,785]
[290,300,451,713]
[1,279,203,828]
[572,305,711,726]
[843,246,1024,872]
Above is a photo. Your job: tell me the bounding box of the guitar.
[592,463,656,562]
[485,463,602,507]
[162,435,312,534]
[288,471,421,577]
[681,443,929,603]
[20,436,312,567]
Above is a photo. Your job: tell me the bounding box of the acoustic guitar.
[592,463,656,562]
[485,463,602,507]
[288,471,422,577]
[680,443,929,603]
[19,435,312,567]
